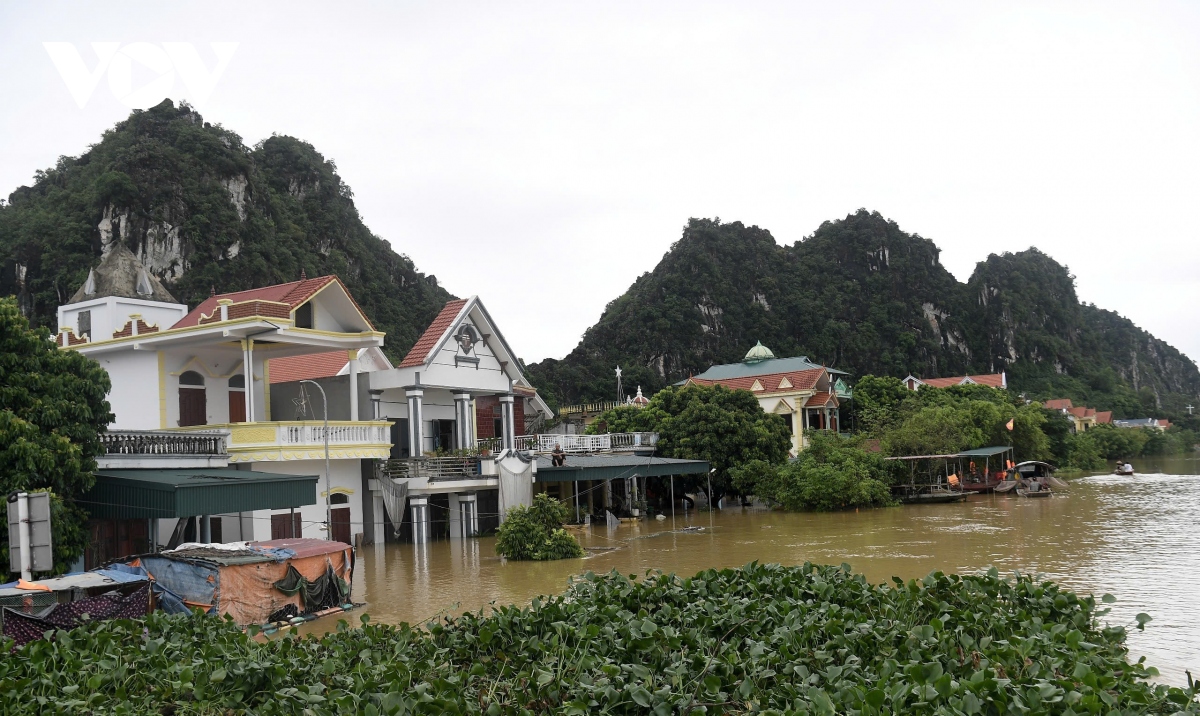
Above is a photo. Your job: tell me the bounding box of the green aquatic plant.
[0,563,1195,714]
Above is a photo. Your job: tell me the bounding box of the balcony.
[380,457,481,482]
[97,429,229,469]
[172,421,392,464]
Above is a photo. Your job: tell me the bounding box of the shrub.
[734,433,895,511]
[495,493,584,560]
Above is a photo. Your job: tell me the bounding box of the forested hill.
[528,211,1200,419]
[0,100,453,361]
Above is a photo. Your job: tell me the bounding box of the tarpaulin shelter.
[123,538,352,625]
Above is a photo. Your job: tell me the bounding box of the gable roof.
[1095,411,1112,424]
[1043,398,1074,410]
[909,373,1007,389]
[688,355,848,382]
[399,299,470,368]
[804,391,838,407]
[173,275,373,330]
[269,348,392,384]
[688,367,824,393]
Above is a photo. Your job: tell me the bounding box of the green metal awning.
[79,468,318,519]
[535,455,710,482]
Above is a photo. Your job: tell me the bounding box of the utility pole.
[300,380,332,539]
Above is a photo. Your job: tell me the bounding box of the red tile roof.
[1043,398,1074,410]
[918,373,1006,389]
[1095,411,1112,424]
[172,275,374,330]
[1159,419,1172,430]
[399,299,468,368]
[805,391,838,407]
[268,351,350,384]
[688,367,824,393]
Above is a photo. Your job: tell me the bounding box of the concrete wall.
[270,374,371,422]
[95,350,162,429]
[247,458,366,543]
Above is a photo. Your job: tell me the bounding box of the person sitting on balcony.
[551,444,566,467]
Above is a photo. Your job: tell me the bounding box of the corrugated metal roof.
[535,455,710,482]
[80,468,318,519]
[684,355,848,381]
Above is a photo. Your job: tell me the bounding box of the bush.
[734,434,895,511]
[495,493,584,561]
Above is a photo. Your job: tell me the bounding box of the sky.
[2,1,1199,364]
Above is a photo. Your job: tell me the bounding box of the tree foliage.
[495,493,584,561]
[592,384,792,500]
[0,297,112,572]
[732,433,896,511]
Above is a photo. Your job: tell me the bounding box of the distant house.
[902,373,1007,391]
[1113,418,1171,431]
[681,342,852,456]
[1042,398,1114,433]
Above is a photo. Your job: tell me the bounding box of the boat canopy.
[885,446,1012,461]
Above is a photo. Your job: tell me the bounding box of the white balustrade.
[280,423,389,446]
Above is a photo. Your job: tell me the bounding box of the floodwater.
[328,456,1200,685]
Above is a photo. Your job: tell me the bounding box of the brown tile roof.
[399,299,468,368]
[269,351,350,384]
[804,391,838,407]
[688,367,824,393]
[918,373,1006,389]
[1095,411,1112,424]
[1043,398,1074,410]
[173,275,367,329]
[1158,419,1172,430]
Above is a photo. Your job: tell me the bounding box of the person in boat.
[1122,461,1134,473]
[551,444,566,467]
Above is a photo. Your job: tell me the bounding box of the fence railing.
[101,430,227,456]
[557,401,624,417]
[478,433,658,454]
[381,457,481,481]
[281,423,390,446]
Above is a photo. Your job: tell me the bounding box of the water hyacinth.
[0,562,1196,714]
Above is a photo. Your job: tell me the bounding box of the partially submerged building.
[682,342,852,455]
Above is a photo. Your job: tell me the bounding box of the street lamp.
[300,380,332,540]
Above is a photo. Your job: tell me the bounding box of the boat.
[1114,465,1135,476]
[997,461,1064,498]
[895,484,969,504]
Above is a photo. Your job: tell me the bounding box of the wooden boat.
[895,484,969,504]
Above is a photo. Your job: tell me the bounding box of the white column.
[348,350,360,421]
[406,387,424,457]
[499,394,515,452]
[453,392,472,449]
[373,493,385,544]
[458,492,478,537]
[242,340,253,423]
[410,496,430,543]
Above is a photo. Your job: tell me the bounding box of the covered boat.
[994,461,1065,497]
[116,538,353,626]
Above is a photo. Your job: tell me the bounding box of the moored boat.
[998,460,1063,498]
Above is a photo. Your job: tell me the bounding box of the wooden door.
[271,512,303,539]
[331,508,351,545]
[179,388,207,426]
[228,390,246,423]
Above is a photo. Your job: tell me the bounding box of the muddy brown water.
[313,457,1200,686]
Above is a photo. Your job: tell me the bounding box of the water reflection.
[315,457,1200,685]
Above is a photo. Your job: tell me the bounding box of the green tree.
[594,384,791,503]
[495,493,584,561]
[732,433,894,511]
[0,298,112,572]
[851,375,911,436]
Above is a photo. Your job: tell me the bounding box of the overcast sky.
[2,2,1198,365]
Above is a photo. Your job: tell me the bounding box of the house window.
[294,302,313,329]
[78,310,91,340]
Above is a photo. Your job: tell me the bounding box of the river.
[327,457,1200,685]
